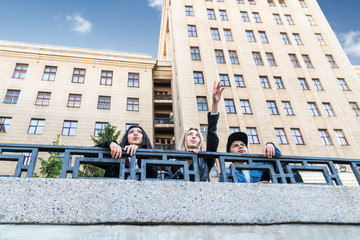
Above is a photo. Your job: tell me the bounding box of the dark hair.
[119,125,153,149]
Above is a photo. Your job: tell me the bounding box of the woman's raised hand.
[109,142,122,158]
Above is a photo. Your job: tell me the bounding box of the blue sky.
[0,0,359,65]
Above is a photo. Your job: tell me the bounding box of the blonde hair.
[179,127,205,151]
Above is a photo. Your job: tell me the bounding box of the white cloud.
[339,31,360,58]
[66,13,92,34]
[148,0,163,10]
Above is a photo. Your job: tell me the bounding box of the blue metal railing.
[0,143,359,185]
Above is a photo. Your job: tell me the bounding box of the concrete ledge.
[0,178,359,225]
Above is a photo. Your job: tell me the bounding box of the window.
[240,100,252,114]
[211,28,220,40]
[12,64,28,79]
[98,96,111,109]
[274,77,284,89]
[253,12,261,23]
[326,55,337,68]
[35,92,51,106]
[235,75,245,87]
[3,90,20,104]
[268,0,275,6]
[338,78,350,91]
[275,128,288,144]
[190,47,201,60]
[185,6,194,16]
[298,78,309,90]
[128,73,139,87]
[193,71,204,84]
[282,101,294,115]
[219,10,228,20]
[197,97,208,111]
[350,102,360,116]
[230,127,240,134]
[266,53,277,66]
[291,128,305,145]
[315,33,326,45]
[323,103,335,117]
[306,15,315,25]
[281,33,291,44]
[28,119,45,134]
[319,129,332,145]
[127,98,139,111]
[334,130,348,146]
[260,76,270,88]
[246,128,259,144]
[215,50,225,63]
[94,122,108,137]
[100,71,113,85]
[219,74,230,86]
[302,55,313,68]
[72,68,85,83]
[267,101,279,115]
[299,0,307,7]
[279,0,286,7]
[273,14,282,24]
[62,121,77,136]
[188,25,197,37]
[308,102,320,116]
[42,66,57,81]
[229,51,239,64]
[207,9,216,20]
[285,15,294,25]
[259,31,269,43]
[237,0,244,3]
[0,117,11,133]
[224,29,233,41]
[67,94,81,108]
[200,124,208,141]
[246,30,256,42]
[240,12,250,22]
[312,79,323,91]
[225,99,236,113]
[289,54,300,67]
[248,0,256,5]
[293,34,302,45]
[253,52,263,66]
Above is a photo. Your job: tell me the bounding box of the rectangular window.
[275,128,288,144]
[289,54,300,67]
[127,98,139,111]
[211,28,220,40]
[291,128,305,145]
[197,97,208,111]
[312,79,323,91]
[128,73,139,87]
[230,127,240,134]
[35,92,51,106]
[282,101,294,115]
[219,74,230,86]
[350,102,360,116]
[266,53,277,66]
[308,102,320,116]
[0,117,11,133]
[185,6,194,16]
[215,50,225,63]
[260,76,270,88]
[190,47,201,60]
[268,0,275,6]
[126,123,139,131]
[306,15,315,25]
[334,130,348,146]
[98,96,111,109]
[224,29,233,41]
[253,12,261,23]
[299,0,307,7]
[219,10,228,20]
[72,68,86,83]
[246,30,256,42]
[225,99,236,113]
[293,33,303,45]
[259,31,269,43]
[323,103,335,117]
[315,33,326,45]
[240,12,250,22]
[67,94,82,108]
[267,101,279,115]
[274,77,284,89]
[252,52,263,66]
[207,9,216,20]
[279,0,286,7]
[229,51,239,64]
[42,66,57,81]
[28,119,45,135]
[188,25,197,37]
[247,128,259,144]
[62,121,77,136]
[285,15,294,25]
[200,124,208,141]
[338,78,350,91]
[273,14,282,24]
[3,90,20,104]
[298,78,309,90]
[281,33,291,44]
[12,63,28,79]
[319,129,332,145]
[235,75,245,87]
[94,122,108,137]
[100,71,113,85]
[193,71,204,84]
[302,55,313,68]
[326,55,337,68]
[248,0,256,5]
[240,100,252,114]
[237,0,244,3]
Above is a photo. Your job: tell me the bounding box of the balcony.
[155,143,175,150]
[154,94,172,100]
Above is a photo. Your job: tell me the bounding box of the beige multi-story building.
[354,65,360,79]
